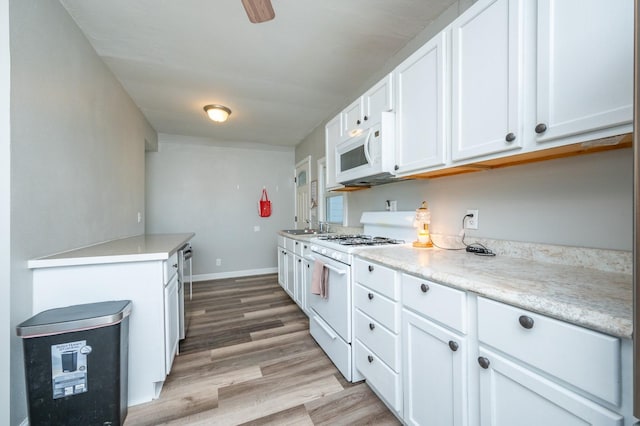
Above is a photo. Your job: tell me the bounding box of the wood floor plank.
[124,275,398,425]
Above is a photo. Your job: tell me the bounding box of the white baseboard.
[192,267,277,282]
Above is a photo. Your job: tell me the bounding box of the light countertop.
[354,245,632,339]
[28,233,195,269]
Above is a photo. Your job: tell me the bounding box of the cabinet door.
[343,97,364,137]
[403,309,467,426]
[395,32,447,174]
[277,247,287,289]
[294,255,303,307]
[451,0,524,162]
[478,347,623,426]
[325,114,344,191]
[534,0,633,145]
[302,258,312,315]
[164,273,179,374]
[285,251,295,298]
[364,74,393,126]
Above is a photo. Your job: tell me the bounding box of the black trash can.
[16,300,132,426]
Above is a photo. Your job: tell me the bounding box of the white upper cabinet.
[342,74,393,138]
[533,0,634,146]
[325,114,344,191]
[450,0,525,163]
[394,32,448,175]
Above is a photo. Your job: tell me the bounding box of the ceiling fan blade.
[241,0,275,23]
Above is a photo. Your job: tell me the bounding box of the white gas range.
[307,211,415,382]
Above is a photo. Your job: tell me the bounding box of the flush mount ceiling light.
[203,104,232,123]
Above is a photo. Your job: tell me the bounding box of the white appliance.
[335,112,399,187]
[178,243,193,341]
[308,211,415,382]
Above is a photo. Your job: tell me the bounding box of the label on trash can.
[51,340,90,399]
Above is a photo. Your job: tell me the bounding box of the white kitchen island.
[28,233,194,406]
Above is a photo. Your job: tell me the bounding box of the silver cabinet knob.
[519,315,534,329]
[367,355,374,363]
[368,265,374,272]
[420,283,429,293]
[478,357,490,369]
[535,123,547,134]
[448,341,459,352]
[367,293,374,300]
[369,323,375,331]
[505,132,516,142]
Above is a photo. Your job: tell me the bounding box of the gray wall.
[8,1,155,423]
[0,0,10,422]
[347,149,633,251]
[146,134,295,278]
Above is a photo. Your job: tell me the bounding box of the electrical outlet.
[216,258,222,266]
[465,209,479,230]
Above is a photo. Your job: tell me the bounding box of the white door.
[395,32,447,174]
[403,309,467,426]
[295,157,311,228]
[534,0,633,145]
[478,347,623,426]
[451,0,525,162]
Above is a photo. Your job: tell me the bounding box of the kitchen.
[1,0,637,425]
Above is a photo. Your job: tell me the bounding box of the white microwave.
[335,112,397,187]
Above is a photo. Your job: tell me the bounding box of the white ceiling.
[60,0,457,147]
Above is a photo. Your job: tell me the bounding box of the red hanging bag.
[259,188,272,217]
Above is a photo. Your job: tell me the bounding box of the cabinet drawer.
[295,240,311,257]
[354,310,399,371]
[354,339,401,412]
[285,238,296,252]
[354,284,399,333]
[477,297,621,405]
[402,274,467,333]
[163,251,179,284]
[354,259,398,300]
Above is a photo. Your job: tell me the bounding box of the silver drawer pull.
[368,293,374,300]
[518,315,534,329]
[448,340,459,352]
[420,283,429,293]
[367,355,374,363]
[478,357,490,369]
[369,323,375,331]
[368,265,374,272]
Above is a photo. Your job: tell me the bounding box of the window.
[325,194,344,224]
[318,157,347,225]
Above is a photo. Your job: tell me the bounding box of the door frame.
[294,156,311,229]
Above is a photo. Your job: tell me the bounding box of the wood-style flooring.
[124,274,400,425]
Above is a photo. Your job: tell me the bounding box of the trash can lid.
[16,300,132,338]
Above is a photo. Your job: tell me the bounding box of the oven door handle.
[313,315,337,340]
[307,255,347,275]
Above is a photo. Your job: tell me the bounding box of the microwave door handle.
[363,128,373,164]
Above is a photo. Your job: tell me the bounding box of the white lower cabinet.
[350,263,635,426]
[477,346,623,426]
[403,309,467,426]
[164,271,180,374]
[277,246,287,289]
[276,235,311,315]
[353,260,402,416]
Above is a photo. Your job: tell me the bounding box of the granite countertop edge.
[28,233,195,269]
[354,245,633,340]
